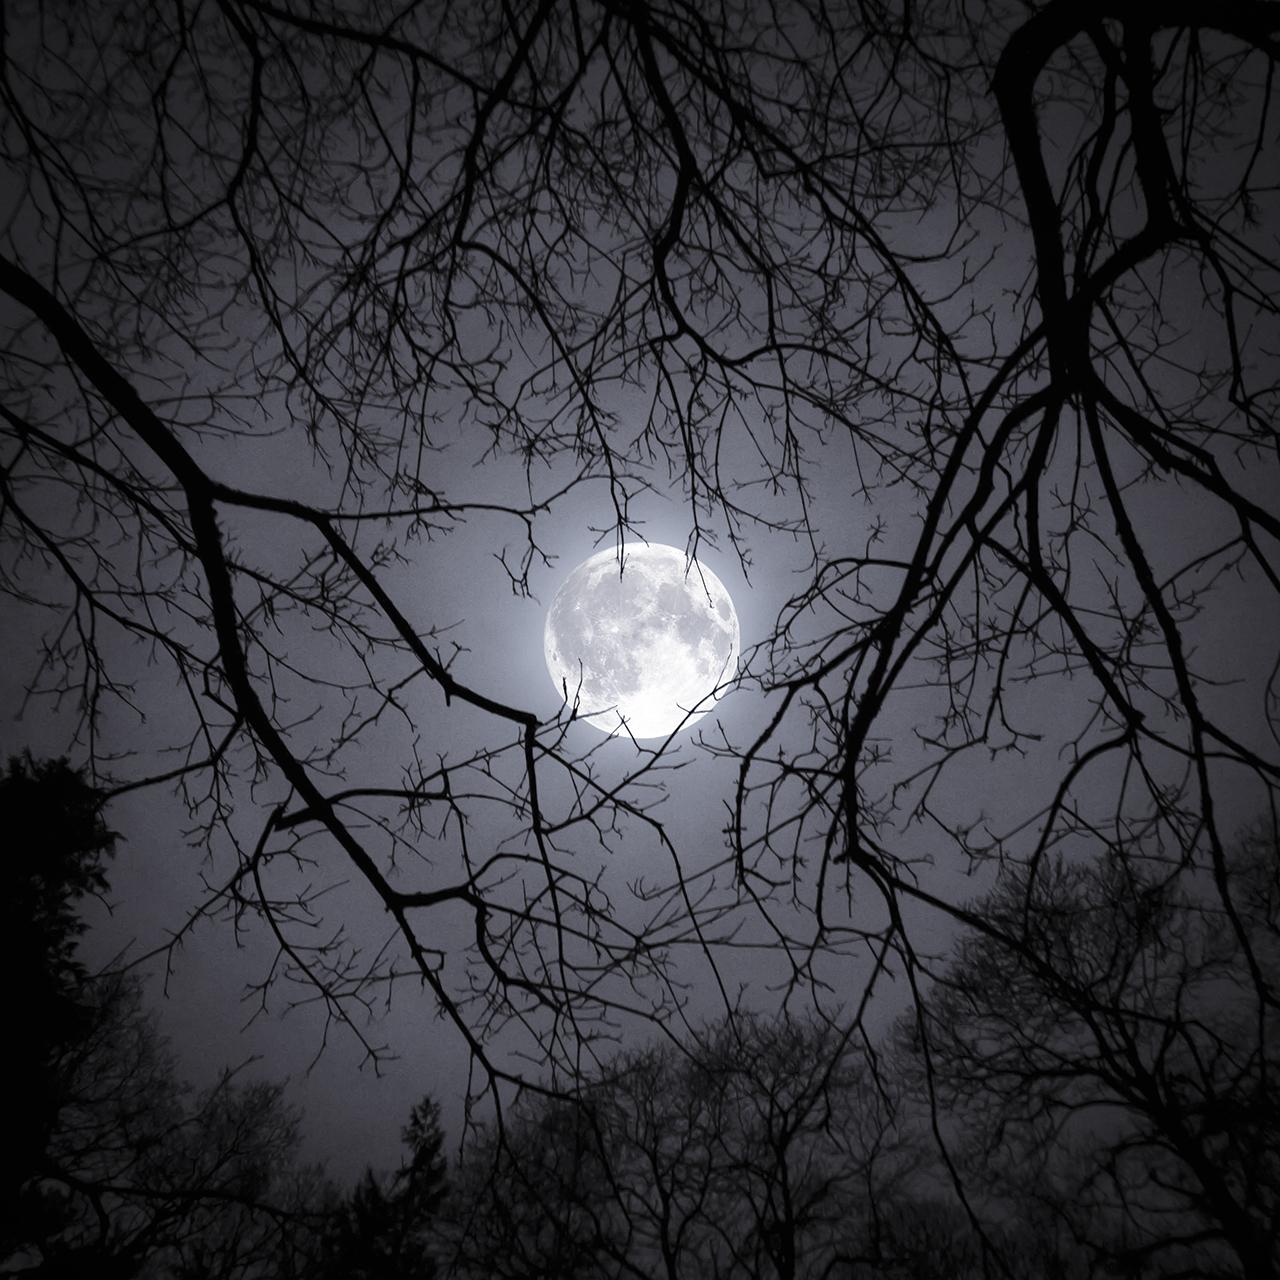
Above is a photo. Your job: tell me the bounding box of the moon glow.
[544,544,740,739]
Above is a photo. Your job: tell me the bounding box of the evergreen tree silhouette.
[321,1095,448,1279]
[1,754,115,1253]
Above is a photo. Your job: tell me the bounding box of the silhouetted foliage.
[900,823,1280,1279]
[1,754,116,1253]
[0,756,332,1280]
[2,0,1278,1269]
[448,828,1279,1278]
[319,1095,449,1280]
[28,976,330,1280]
[447,1014,940,1279]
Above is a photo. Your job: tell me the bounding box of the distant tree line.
[1,754,446,1280]
[446,825,1279,1280]
[5,754,1276,1279]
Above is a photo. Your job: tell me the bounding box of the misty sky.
[6,397,1271,1180]
[2,2,1277,1187]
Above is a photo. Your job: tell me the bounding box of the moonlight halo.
[544,544,740,739]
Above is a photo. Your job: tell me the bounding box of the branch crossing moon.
[544,544,740,739]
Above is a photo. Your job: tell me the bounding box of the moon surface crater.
[544,544,740,739]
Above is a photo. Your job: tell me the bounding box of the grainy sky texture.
[2,0,1278,1192]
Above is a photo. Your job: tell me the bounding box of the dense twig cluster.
[1,2,1276,1250]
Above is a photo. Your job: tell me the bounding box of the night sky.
[2,0,1278,1232]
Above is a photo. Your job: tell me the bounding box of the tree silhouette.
[0,755,332,1280]
[2,754,117,1255]
[900,826,1280,1279]
[447,1013,940,1279]
[319,1095,449,1280]
[32,977,333,1280]
[2,0,1277,1241]
[448,1096,615,1280]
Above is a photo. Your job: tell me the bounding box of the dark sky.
[8,409,1271,1181]
[0,369,946,1177]
[2,1,1277,1190]
[1,436,901,1176]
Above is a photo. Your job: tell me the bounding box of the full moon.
[544,544,740,739]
